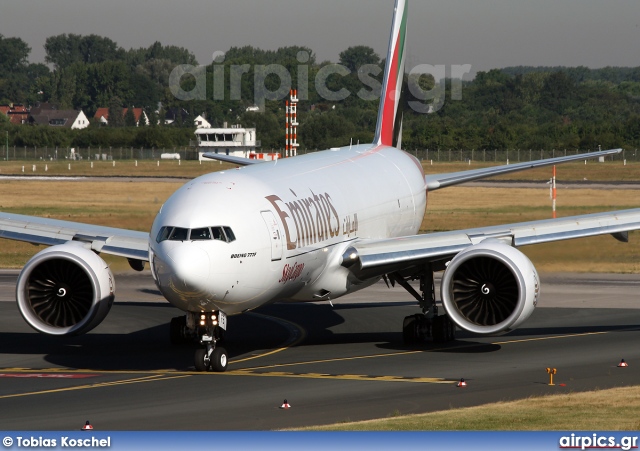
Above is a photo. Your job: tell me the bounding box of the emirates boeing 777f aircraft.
[2,0,640,372]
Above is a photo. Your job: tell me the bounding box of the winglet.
[373,0,408,148]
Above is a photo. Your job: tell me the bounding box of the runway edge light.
[81,420,93,431]
[457,378,467,387]
[280,399,291,409]
[618,359,629,367]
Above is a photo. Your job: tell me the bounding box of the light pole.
[5,131,8,161]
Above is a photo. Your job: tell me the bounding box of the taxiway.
[0,270,639,430]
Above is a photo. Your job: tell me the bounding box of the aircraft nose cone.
[167,246,210,283]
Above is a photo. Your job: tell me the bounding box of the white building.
[194,115,211,129]
[30,109,90,130]
[195,124,259,160]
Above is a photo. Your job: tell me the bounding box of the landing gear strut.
[172,311,228,372]
[194,311,227,372]
[390,263,456,344]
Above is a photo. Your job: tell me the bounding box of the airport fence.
[0,146,638,162]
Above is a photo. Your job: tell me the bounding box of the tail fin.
[373,0,408,148]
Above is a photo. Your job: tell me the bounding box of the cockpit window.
[223,227,236,242]
[190,227,211,240]
[169,227,189,241]
[156,226,236,243]
[211,227,225,241]
[156,226,172,243]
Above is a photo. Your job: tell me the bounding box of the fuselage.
[149,143,427,315]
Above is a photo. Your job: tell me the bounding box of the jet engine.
[440,240,540,335]
[16,242,115,336]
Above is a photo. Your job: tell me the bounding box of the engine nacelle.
[16,242,115,336]
[440,240,540,335]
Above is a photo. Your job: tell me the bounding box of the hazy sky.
[2,0,639,77]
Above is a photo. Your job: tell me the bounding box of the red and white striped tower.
[285,100,290,158]
[552,165,557,219]
[290,89,299,157]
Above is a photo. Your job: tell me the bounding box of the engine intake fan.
[16,243,115,336]
[441,240,539,335]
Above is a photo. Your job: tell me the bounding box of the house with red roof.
[0,104,30,125]
[94,108,149,126]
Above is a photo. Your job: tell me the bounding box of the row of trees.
[1,32,640,151]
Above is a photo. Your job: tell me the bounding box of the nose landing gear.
[195,345,228,372]
[183,311,228,372]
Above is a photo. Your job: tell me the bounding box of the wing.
[0,212,149,261]
[202,152,264,166]
[341,208,640,279]
[425,148,621,191]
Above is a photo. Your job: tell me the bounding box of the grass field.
[1,158,639,271]
[0,158,639,181]
[1,158,638,272]
[295,385,640,431]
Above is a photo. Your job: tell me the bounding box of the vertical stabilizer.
[373,0,408,148]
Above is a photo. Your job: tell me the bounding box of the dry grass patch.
[423,161,640,182]
[425,186,640,273]
[0,180,182,269]
[1,175,639,273]
[0,160,235,178]
[298,385,640,431]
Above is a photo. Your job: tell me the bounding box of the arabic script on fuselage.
[266,189,358,251]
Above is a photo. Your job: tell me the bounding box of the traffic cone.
[457,378,467,387]
[81,420,93,431]
[618,359,629,368]
[280,399,291,409]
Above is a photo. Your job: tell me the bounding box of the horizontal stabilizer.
[202,153,264,166]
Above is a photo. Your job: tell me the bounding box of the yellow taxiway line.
[0,374,191,399]
[0,327,626,399]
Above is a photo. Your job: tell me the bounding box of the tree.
[124,107,137,127]
[86,61,132,109]
[540,71,575,114]
[0,35,30,76]
[148,109,158,128]
[45,34,125,69]
[339,46,380,73]
[107,97,125,127]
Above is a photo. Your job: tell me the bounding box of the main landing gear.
[387,263,456,345]
[170,311,228,372]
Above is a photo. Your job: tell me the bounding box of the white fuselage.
[149,143,427,315]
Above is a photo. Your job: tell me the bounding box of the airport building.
[194,123,260,161]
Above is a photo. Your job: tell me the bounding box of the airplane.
[2,0,640,373]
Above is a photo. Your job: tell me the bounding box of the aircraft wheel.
[433,315,456,343]
[445,316,456,342]
[194,348,210,372]
[432,316,446,343]
[402,315,420,344]
[210,347,228,372]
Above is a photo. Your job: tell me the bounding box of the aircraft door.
[261,211,283,261]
